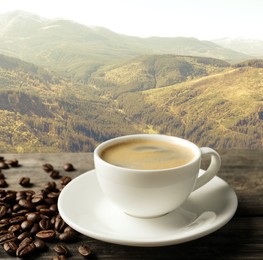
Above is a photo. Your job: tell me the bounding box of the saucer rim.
[58,169,238,247]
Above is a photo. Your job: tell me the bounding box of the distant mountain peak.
[212,37,263,57]
[0,9,47,23]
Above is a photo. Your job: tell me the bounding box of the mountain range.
[0,10,253,81]
[0,11,262,152]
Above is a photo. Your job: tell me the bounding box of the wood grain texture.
[0,150,262,259]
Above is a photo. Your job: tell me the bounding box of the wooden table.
[0,150,262,259]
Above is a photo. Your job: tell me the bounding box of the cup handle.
[193,147,221,191]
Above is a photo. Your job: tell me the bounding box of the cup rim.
[94,134,201,173]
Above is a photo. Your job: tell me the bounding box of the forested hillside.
[90,55,230,96]
[0,55,138,152]
[1,52,263,152]
[112,67,263,149]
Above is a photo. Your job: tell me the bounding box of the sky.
[0,0,263,40]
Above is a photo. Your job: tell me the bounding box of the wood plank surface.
[0,150,262,259]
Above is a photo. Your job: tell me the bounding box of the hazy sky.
[0,0,262,40]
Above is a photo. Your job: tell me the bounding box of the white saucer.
[58,170,238,247]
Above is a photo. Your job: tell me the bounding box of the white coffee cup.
[94,134,221,218]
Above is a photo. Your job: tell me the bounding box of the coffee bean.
[63,163,75,172]
[39,208,55,217]
[0,179,8,188]
[29,223,40,234]
[8,224,21,234]
[63,226,75,233]
[0,161,9,169]
[50,203,58,212]
[6,159,19,167]
[18,199,34,210]
[50,170,61,179]
[3,241,18,256]
[0,231,16,244]
[39,218,52,230]
[40,213,50,220]
[17,231,31,241]
[55,217,67,233]
[59,230,78,242]
[21,219,34,231]
[0,205,7,218]
[0,230,9,235]
[19,177,31,187]
[33,239,47,251]
[60,176,72,186]
[0,218,10,229]
[78,244,93,257]
[13,209,29,217]
[36,229,56,241]
[16,191,26,201]
[9,215,26,224]
[31,194,44,204]
[47,191,60,200]
[2,191,16,203]
[44,181,57,192]
[26,212,41,222]
[44,197,56,206]
[19,237,33,247]
[42,163,54,173]
[53,244,70,256]
[12,203,23,212]
[16,237,36,258]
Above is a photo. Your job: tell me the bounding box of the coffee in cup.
[100,139,195,170]
[94,134,221,218]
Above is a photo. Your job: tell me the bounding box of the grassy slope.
[92,55,230,96]
[143,67,263,148]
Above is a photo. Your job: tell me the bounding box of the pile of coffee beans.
[0,157,93,259]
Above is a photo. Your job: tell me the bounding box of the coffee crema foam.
[100,139,195,170]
